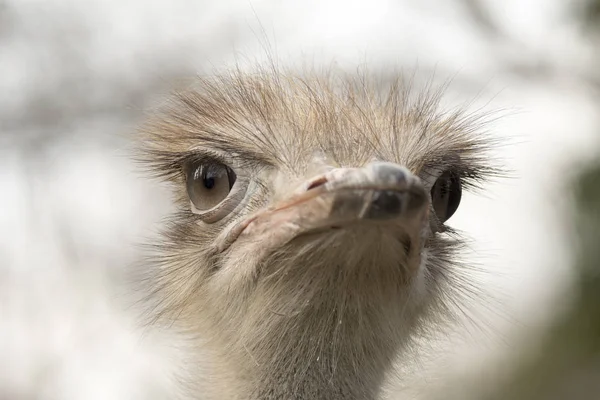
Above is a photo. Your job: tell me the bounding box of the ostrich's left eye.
[184,161,241,223]
[430,170,462,223]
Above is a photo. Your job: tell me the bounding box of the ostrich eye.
[430,170,462,223]
[185,162,237,212]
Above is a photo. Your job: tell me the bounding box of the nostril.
[306,176,328,191]
[373,190,403,213]
[365,190,404,219]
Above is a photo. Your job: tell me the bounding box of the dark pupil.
[200,164,228,190]
[204,176,216,189]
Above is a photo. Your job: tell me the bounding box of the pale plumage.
[135,65,500,400]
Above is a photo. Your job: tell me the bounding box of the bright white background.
[1,0,599,398]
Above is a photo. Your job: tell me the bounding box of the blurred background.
[1,0,599,399]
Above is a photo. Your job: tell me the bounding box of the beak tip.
[361,162,428,220]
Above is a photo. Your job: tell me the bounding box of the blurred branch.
[458,0,600,94]
[459,0,507,41]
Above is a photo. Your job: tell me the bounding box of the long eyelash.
[138,147,265,183]
[423,158,502,194]
[180,152,227,178]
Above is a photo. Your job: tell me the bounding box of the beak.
[218,162,429,253]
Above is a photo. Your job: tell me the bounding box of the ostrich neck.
[208,306,407,400]
[244,341,390,400]
[199,248,424,399]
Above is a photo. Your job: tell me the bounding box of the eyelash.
[179,151,225,169]
[177,151,266,174]
[422,164,480,188]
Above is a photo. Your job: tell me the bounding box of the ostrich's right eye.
[184,161,241,222]
[186,162,236,210]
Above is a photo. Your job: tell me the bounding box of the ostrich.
[136,66,497,400]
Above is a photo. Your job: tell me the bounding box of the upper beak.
[218,162,429,252]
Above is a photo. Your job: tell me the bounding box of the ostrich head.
[137,67,496,399]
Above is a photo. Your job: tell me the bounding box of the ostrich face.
[140,69,495,361]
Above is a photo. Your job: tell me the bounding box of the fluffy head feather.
[135,65,501,399]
